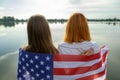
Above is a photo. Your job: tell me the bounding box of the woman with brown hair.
[17,14,58,80]
[22,14,58,53]
[58,13,99,55]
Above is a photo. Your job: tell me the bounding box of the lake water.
[0,22,120,80]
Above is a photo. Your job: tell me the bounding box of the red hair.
[64,13,91,43]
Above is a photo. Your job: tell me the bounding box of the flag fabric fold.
[17,46,108,80]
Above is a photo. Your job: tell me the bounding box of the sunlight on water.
[0,22,120,80]
[0,51,18,60]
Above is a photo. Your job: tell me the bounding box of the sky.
[0,0,120,19]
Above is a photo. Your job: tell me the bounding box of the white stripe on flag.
[54,61,106,80]
[54,47,108,68]
[54,57,102,68]
[101,47,108,55]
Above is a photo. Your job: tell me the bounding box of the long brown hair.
[64,13,91,43]
[25,14,58,54]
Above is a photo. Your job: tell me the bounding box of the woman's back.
[59,13,99,55]
[58,41,100,54]
[18,48,53,80]
[17,14,58,80]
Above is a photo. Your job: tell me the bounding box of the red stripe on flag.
[54,52,107,75]
[76,68,106,80]
[54,52,101,61]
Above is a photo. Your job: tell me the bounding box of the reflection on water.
[0,22,120,80]
[0,22,26,27]
[0,22,15,27]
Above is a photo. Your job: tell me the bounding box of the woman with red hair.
[58,13,99,55]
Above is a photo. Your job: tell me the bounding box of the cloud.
[66,0,120,18]
[0,6,5,10]
[68,0,81,5]
[0,0,120,19]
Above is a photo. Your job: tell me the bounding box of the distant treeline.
[0,16,27,23]
[0,16,120,27]
[0,16,120,23]
[88,18,120,22]
[0,16,27,27]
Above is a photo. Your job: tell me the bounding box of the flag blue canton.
[17,49,53,80]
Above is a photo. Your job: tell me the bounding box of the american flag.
[17,46,108,80]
